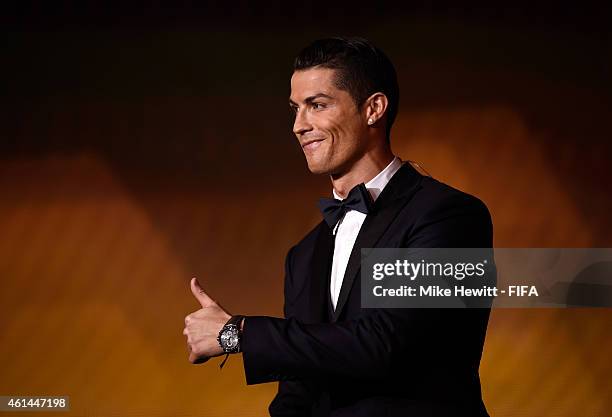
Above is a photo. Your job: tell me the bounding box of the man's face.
[289,67,368,175]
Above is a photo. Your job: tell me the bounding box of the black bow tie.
[318,183,373,228]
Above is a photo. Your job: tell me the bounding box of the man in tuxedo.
[183,37,493,416]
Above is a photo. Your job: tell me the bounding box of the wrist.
[217,315,244,354]
[216,315,245,369]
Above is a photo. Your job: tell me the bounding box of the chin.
[306,163,328,175]
[305,158,331,175]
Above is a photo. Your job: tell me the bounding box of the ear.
[364,92,389,126]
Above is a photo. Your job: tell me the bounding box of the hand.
[183,277,232,364]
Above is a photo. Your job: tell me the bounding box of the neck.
[331,147,395,199]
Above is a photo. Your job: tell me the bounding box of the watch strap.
[218,315,244,370]
[226,314,244,329]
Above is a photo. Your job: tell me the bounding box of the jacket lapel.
[331,162,423,322]
[307,221,335,323]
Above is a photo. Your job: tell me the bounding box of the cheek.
[319,112,357,145]
[331,118,362,153]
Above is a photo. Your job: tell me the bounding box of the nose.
[293,108,312,136]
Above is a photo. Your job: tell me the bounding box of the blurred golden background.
[1,3,611,416]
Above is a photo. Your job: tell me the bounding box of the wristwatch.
[217,315,244,354]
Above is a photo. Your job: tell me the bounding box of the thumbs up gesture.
[183,277,232,364]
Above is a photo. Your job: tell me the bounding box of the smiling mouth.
[302,139,325,152]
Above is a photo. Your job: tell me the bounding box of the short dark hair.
[294,37,399,140]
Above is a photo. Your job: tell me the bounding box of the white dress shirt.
[329,156,403,310]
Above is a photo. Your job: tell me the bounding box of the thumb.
[190,277,215,308]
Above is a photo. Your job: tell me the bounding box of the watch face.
[220,327,239,350]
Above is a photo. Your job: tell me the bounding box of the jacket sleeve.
[241,192,493,385]
[265,246,319,416]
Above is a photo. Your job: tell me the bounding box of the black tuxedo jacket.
[242,162,493,417]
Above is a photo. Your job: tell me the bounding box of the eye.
[312,102,325,110]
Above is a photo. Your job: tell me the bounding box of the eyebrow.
[289,93,334,107]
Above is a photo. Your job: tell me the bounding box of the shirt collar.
[332,156,403,202]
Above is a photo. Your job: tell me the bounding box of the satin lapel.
[307,222,335,323]
[331,163,423,322]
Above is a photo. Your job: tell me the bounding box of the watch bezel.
[217,323,241,353]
